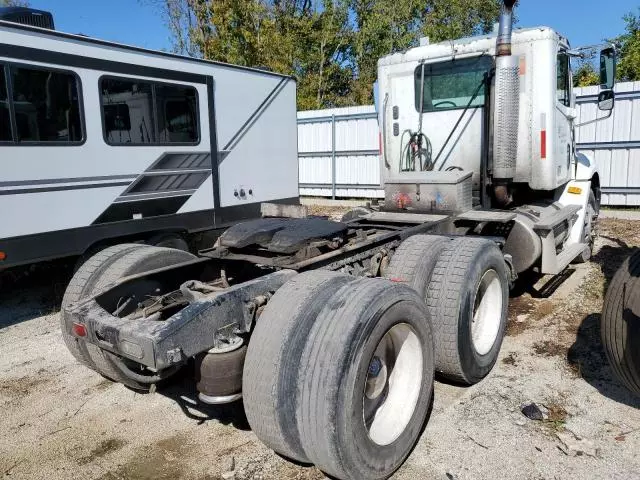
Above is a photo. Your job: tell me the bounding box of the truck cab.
[376,14,616,275]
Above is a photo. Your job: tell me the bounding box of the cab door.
[554,50,573,185]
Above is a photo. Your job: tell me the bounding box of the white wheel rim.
[471,269,503,356]
[363,323,423,446]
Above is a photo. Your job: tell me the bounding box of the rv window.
[0,66,11,141]
[11,66,83,143]
[415,56,492,113]
[556,53,571,107]
[156,85,198,143]
[100,77,199,145]
[101,78,156,144]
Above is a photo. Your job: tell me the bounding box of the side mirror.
[600,46,616,90]
[598,90,615,111]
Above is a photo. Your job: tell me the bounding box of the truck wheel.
[60,244,196,390]
[384,234,451,290]
[341,206,372,222]
[296,278,434,480]
[243,271,356,463]
[426,237,509,384]
[575,190,598,263]
[601,251,640,397]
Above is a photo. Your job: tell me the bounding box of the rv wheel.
[60,244,196,390]
[148,233,190,252]
[426,237,509,384]
[296,278,434,480]
[601,250,640,397]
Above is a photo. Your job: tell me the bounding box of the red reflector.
[541,130,547,159]
[0,251,5,261]
[72,323,87,337]
[379,131,383,155]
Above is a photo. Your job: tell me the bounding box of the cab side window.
[556,52,571,107]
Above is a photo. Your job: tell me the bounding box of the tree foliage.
[573,59,599,88]
[615,9,640,82]
[0,0,29,6]
[158,0,502,109]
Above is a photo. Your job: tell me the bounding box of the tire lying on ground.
[426,237,509,384]
[60,243,196,390]
[296,278,434,480]
[243,271,356,463]
[601,250,640,397]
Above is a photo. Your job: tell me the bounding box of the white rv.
[0,7,298,269]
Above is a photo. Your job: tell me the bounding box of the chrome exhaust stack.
[496,0,517,57]
[492,0,519,188]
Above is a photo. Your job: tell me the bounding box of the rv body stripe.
[0,174,138,187]
[0,181,132,196]
[222,77,289,154]
[0,44,208,84]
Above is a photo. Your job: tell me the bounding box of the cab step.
[533,204,584,275]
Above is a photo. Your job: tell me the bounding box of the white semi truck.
[60,2,618,479]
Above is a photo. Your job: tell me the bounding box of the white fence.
[297,82,640,206]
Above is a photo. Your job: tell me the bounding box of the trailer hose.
[105,351,181,384]
[400,130,433,172]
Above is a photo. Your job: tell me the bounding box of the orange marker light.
[0,251,5,261]
[568,186,582,195]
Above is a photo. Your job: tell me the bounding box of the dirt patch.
[99,434,190,480]
[0,375,50,400]
[532,340,566,358]
[81,380,112,396]
[507,297,556,336]
[502,352,519,366]
[305,205,350,221]
[78,438,127,465]
[542,402,569,433]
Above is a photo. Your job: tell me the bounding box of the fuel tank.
[505,203,570,273]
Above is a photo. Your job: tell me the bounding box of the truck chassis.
[61,208,513,479]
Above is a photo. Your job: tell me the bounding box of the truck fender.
[558,179,592,245]
[574,152,597,180]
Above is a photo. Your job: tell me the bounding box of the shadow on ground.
[592,236,638,291]
[567,313,640,408]
[150,369,251,430]
[0,259,74,329]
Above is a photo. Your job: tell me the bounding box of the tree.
[573,57,599,87]
[615,9,640,82]
[157,0,502,109]
[0,0,29,6]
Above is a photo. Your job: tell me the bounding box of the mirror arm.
[575,109,613,128]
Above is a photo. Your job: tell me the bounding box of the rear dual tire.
[386,235,509,384]
[244,274,434,480]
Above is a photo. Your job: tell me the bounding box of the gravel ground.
[1,214,639,480]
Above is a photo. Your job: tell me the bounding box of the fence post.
[331,114,336,200]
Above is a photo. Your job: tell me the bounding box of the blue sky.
[28,0,637,53]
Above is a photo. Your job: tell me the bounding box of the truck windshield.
[414,56,492,113]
